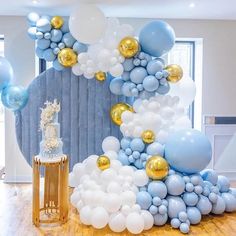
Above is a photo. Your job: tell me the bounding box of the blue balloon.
[183,192,198,206]
[179,223,190,233]
[73,41,88,53]
[136,191,152,210]
[0,57,13,91]
[159,205,167,215]
[130,138,145,152]
[44,32,51,40]
[143,75,159,92]
[36,31,44,39]
[139,20,175,57]
[130,67,147,84]
[61,19,69,33]
[27,12,40,26]
[178,211,188,222]
[131,88,138,97]
[62,32,76,48]
[149,205,158,215]
[51,29,63,43]
[50,42,57,49]
[121,82,134,97]
[165,174,185,196]
[156,83,170,95]
[221,192,236,212]
[28,27,37,40]
[123,58,135,72]
[146,142,164,156]
[196,195,212,215]
[58,42,65,49]
[217,175,230,192]
[53,47,60,55]
[36,18,51,33]
[230,188,236,198]
[37,39,50,50]
[43,48,56,61]
[167,196,186,218]
[1,85,28,111]
[148,181,167,199]
[211,195,225,214]
[153,213,168,226]
[201,169,218,185]
[53,59,65,71]
[171,218,181,228]
[122,71,130,81]
[35,47,44,59]
[187,207,201,224]
[139,90,156,99]
[208,192,218,203]
[165,129,212,174]
[120,137,131,150]
[109,78,124,95]
[146,59,163,75]
[118,150,129,165]
[134,159,144,169]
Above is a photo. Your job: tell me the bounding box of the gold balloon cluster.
[97,155,110,171]
[95,71,106,82]
[165,64,183,83]
[110,103,134,126]
[51,16,64,29]
[58,48,77,67]
[142,130,155,144]
[118,37,139,58]
[146,156,169,180]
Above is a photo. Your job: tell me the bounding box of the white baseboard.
[4,175,32,183]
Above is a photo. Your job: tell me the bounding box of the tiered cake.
[39,100,63,159]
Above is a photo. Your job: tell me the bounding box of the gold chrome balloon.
[110,103,134,126]
[51,16,64,29]
[95,71,106,82]
[145,156,169,180]
[142,130,155,144]
[97,155,110,171]
[165,64,183,83]
[58,48,77,67]
[118,37,139,58]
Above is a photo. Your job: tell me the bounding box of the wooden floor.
[0,182,236,236]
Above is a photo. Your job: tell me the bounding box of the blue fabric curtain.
[15,68,131,171]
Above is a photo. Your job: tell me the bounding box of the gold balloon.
[165,64,183,83]
[95,71,106,82]
[110,103,134,126]
[58,48,77,67]
[142,130,155,144]
[51,16,64,29]
[145,156,169,180]
[118,37,139,58]
[97,155,110,171]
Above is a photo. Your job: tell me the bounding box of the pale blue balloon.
[122,71,130,81]
[130,67,147,84]
[130,138,145,152]
[211,195,226,214]
[171,218,181,228]
[118,150,129,166]
[146,59,163,75]
[209,192,218,203]
[35,47,44,59]
[165,129,212,174]
[73,41,88,53]
[201,169,218,185]
[121,82,134,97]
[167,196,186,218]
[61,19,69,33]
[221,192,236,212]
[51,29,63,43]
[123,58,135,72]
[27,27,37,40]
[139,20,175,57]
[190,175,202,186]
[62,32,76,48]
[178,211,188,222]
[196,195,212,215]
[131,88,139,97]
[137,84,143,91]
[58,42,65,49]
[44,32,51,40]
[134,159,144,169]
[187,207,201,224]
[230,188,236,198]
[149,205,158,215]
[143,75,159,92]
[1,85,28,111]
[183,192,198,206]
[50,42,57,49]
[109,78,124,95]
[36,18,51,33]
[146,142,164,156]
[53,47,60,55]
[139,90,156,99]
[217,175,230,192]
[27,12,40,26]
[159,205,167,215]
[43,48,56,62]
[0,57,13,91]
[36,31,44,39]
[53,59,64,71]
[132,151,140,159]
[136,191,152,210]
[154,213,168,226]
[120,137,131,149]
[165,174,185,196]
[156,83,170,94]
[148,181,167,199]
[180,223,190,233]
[194,185,203,195]
[37,39,50,50]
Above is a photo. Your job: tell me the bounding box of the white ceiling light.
[189,2,195,8]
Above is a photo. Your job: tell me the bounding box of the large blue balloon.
[139,20,175,57]
[0,57,13,91]
[1,85,28,111]
[165,129,212,174]
[109,78,124,95]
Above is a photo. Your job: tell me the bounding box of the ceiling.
[1,0,236,20]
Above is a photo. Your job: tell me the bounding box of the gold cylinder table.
[32,155,69,226]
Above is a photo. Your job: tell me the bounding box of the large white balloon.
[109,212,126,233]
[126,212,145,234]
[91,207,109,229]
[141,210,154,230]
[102,136,120,153]
[69,5,106,44]
[104,193,122,213]
[133,170,149,187]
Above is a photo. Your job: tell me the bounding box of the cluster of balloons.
[27,12,87,70]
[0,57,28,111]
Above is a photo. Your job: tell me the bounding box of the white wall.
[2,16,236,182]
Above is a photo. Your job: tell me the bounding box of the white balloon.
[174,116,192,130]
[133,170,149,187]
[85,155,98,172]
[93,190,106,206]
[102,136,120,153]
[69,173,78,187]
[109,63,124,77]
[104,150,118,160]
[121,191,136,206]
[104,193,122,213]
[91,207,109,229]
[80,206,93,225]
[132,204,141,213]
[121,111,134,123]
[69,5,106,44]
[72,63,83,76]
[119,166,134,177]
[70,191,81,207]
[77,53,89,64]
[157,130,169,144]
[109,212,126,233]
[141,210,154,230]
[107,181,122,194]
[110,159,122,171]
[101,169,117,183]
[126,212,144,234]
[121,205,132,216]
[76,200,84,211]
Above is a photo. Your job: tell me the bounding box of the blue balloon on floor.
[187,207,201,224]
[0,57,13,91]
[167,196,186,218]
[1,85,28,111]
[165,129,212,174]
[139,20,175,57]
[221,192,236,212]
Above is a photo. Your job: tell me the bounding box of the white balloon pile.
[120,94,192,144]
[72,18,134,79]
[69,136,154,234]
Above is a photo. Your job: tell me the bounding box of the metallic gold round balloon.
[95,71,106,82]
[118,37,139,58]
[145,156,169,180]
[51,16,64,29]
[58,48,77,67]
[110,103,134,126]
[142,130,155,144]
[165,64,183,83]
[97,155,110,171]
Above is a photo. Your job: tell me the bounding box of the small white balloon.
[109,212,126,233]
[80,206,93,225]
[133,170,149,187]
[121,191,136,206]
[107,181,122,194]
[91,207,109,229]
[141,210,154,230]
[102,136,120,153]
[126,212,145,234]
[104,193,122,213]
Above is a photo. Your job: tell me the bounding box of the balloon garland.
[23,4,236,234]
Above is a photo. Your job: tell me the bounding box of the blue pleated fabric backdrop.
[15,67,131,171]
